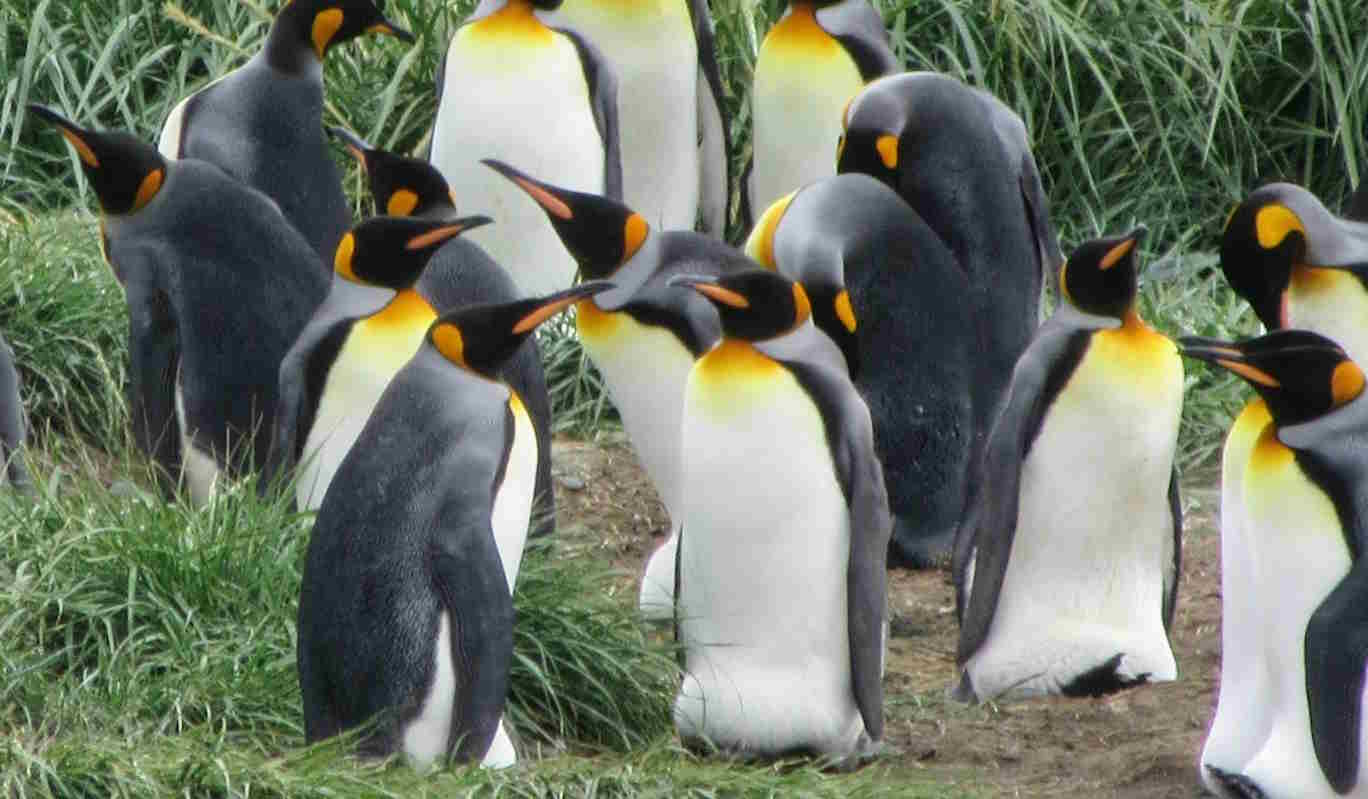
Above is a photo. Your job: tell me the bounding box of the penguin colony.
[16,0,1368,793]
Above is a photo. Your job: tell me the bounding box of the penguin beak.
[512,281,616,334]
[482,159,574,220]
[667,274,750,309]
[1099,226,1147,271]
[1177,337,1281,388]
[326,126,373,168]
[27,104,99,168]
[404,215,494,250]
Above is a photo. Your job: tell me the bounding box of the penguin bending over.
[158,0,413,263]
[298,281,612,770]
[485,159,757,620]
[1182,330,1368,799]
[667,269,890,759]
[538,0,730,235]
[1221,182,1368,364]
[744,174,977,568]
[429,0,621,297]
[953,229,1183,702]
[743,0,897,227]
[31,105,329,504]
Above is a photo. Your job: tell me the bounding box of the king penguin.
[157,0,413,264]
[0,336,30,490]
[743,0,898,227]
[429,0,622,297]
[298,281,613,770]
[952,229,1184,702]
[744,174,977,568]
[483,159,757,620]
[837,72,1062,490]
[267,214,492,515]
[537,0,730,234]
[1221,182,1368,365]
[30,104,329,504]
[1181,330,1368,799]
[314,127,556,535]
[666,269,890,758]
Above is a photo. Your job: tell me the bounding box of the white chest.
[490,396,537,594]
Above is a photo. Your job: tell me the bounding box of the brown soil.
[551,435,1225,799]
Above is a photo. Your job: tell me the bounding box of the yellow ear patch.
[1099,238,1135,271]
[431,322,467,367]
[334,232,358,281]
[387,189,419,217]
[1332,361,1365,406]
[513,297,576,335]
[834,290,857,333]
[792,282,812,323]
[623,213,648,262]
[1217,359,1281,388]
[512,175,572,219]
[876,135,899,169]
[132,168,164,212]
[59,129,99,168]
[312,9,344,59]
[693,283,750,309]
[743,191,795,270]
[1255,204,1306,250]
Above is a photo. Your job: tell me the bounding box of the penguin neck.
[365,288,438,334]
[476,0,548,37]
[263,8,326,77]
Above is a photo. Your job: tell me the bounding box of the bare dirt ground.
[551,433,1225,798]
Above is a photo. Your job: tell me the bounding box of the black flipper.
[817,0,899,80]
[1019,151,1064,305]
[556,28,623,202]
[1163,464,1183,632]
[1305,561,1368,794]
[124,273,182,494]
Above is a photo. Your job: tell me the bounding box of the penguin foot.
[887,523,956,570]
[948,670,977,704]
[1059,653,1151,698]
[1204,765,1267,799]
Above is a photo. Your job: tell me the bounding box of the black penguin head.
[1180,330,1365,428]
[335,215,492,289]
[28,105,166,217]
[1220,184,1317,331]
[835,82,902,189]
[483,159,649,280]
[1060,227,1146,319]
[429,281,613,377]
[270,0,414,69]
[529,0,563,9]
[669,270,813,342]
[328,127,455,217]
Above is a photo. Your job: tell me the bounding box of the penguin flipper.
[954,315,1098,666]
[1162,464,1183,632]
[1018,151,1064,307]
[1305,561,1368,794]
[0,336,31,490]
[261,312,350,498]
[816,0,900,81]
[739,155,755,232]
[690,0,730,237]
[555,28,623,201]
[125,272,183,493]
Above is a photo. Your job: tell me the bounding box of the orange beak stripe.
[1099,238,1135,271]
[692,283,750,309]
[513,297,577,335]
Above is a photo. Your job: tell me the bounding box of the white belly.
[175,377,221,508]
[430,29,604,297]
[674,361,863,755]
[489,397,537,594]
[964,338,1183,700]
[1289,268,1368,367]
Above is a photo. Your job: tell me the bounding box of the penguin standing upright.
[744,174,977,568]
[484,160,756,619]
[538,0,730,234]
[0,336,30,489]
[837,72,1062,502]
[298,282,613,770]
[1221,182,1368,363]
[1181,330,1368,799]
[266,215,492,515]
[953,229,1183,702]
[666,269,890,758]
[30,105,329,503]
[429,0,621,297]
[157,0,413,264]
[312,128,556,535]
[744,0,897,226]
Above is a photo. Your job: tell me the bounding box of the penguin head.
[482,159,649,280]
[328,127,455,218]
[272,0,414,66]
[835,81,902,188]
[429,281,613,377]
[668,270,812,342]
[1180,330,1365,428]
[1059,227,1146,319]
[335,215,492,290]
[28,105,166,217]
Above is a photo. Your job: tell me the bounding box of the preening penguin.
[837,71,1062,464]
[538,0,731,234]
[485,159,756,620]
[1221,182,1368,363]
[157,0,413,263]
[744,0,898,227]
[31,104,329,504]
[297,282,613,770]
[429,0,622,297]
[1181,330,1368,799]
[266,214,492,514]
[743,174,977,568]
[668,269,890,759]
[953,229,1183,702]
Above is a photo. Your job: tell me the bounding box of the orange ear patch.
[132,168,163,212]
[1254,204,1306,250]
[875,135,899,169]
[1099,238,1135,271]
[312,9,344,59]
[1332,361,1365,406]
[623,213,648,262]
[387,189,419,217]
[431,322,466,367]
